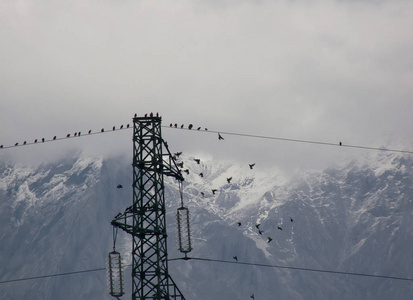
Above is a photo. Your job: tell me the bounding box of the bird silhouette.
[212,189,218,195]
[277,226,283,230]
[233,256,238,261]
[134,113,137,118]
[0,145,3,148]
[127,124,130,128]
[170,123,173,127]
[290,218,294,222]
[237,222,242,226]
[249,163,255,169]
[184,169,189,174]
[15,143,18,146]
[177,162,184,168]
[180,124,184,129]
[113,126,116,131]
[88,130,92,134]
[258,229,263,235]
[120,125,123,129]
[42,138,45,143]
[144,113,148,117]
[339,142,342,146]
[255,224,261,229]
[101,128,104,132]
[199,173,204,178]
[201,192,205,197]
[174,124,177,128]
[194,158,200,164]
[197,127,201,130]
[66,134,70,138]
[250,294,255,299]
[150,112,153,117]
[267,237,273,243]
[78,131,81,136]
[23,141,26,145]
[117,184,123,189]
[74,132,77,137]
[34,139,37,143]
[53,136,56,140]
[218,133,224,140]
[205,128,208,130]
[188,124,193,129]
[227,177,232,183]
[174,152,182,157]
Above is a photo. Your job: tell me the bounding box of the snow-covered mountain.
[1,152,413,299]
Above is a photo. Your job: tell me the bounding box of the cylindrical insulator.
[107,251,125,297]
[176,206,192,254]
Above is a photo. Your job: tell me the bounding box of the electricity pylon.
[111,115,185,300]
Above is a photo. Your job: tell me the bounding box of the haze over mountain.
[1,152,413,299]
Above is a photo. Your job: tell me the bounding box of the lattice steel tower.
[111,114,185,300]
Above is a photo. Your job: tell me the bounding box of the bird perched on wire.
[66,134,70,138]
[101,128,104,132]
[34,139,37,143]
[74,132,77,137]
[188,124,193,129]
[113,126,116,131]
[181,124,184,129]
[53,136,56,140]
[218,133,224,140]
[23,141,26,145]
[42,138,45,143]
[227,177,232,183]
[197,127,201,130]
[249,163,255,169]
[127,124,130,128]
[120,125,123,129]
[88,130,92,134]
[117,184,123,189]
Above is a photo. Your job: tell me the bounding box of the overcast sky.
[1,0,413,175]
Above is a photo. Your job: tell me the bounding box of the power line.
[1,120,413,155]
[169,256,413,282]
[3,256,413,286]
[0,267,106,284]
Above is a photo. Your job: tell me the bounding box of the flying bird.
[218,133,224,140]
[290,218,294,222]
[117,184,123,189]
[184,169,189,174]
[227,177,232,183]
[249,163,255,169]
[174,152,182,157]
[258,229,263,235]
[255,224,261,229]
[250,294,255,299]
[237,222,242,227]
[201,192,205,197]
[233,256,238,261]
[267,237,273,243]
[277,226,283,230]
[194,158,200,164]
[177,162,184,168]
[199,173,204,178]
[212,189,218,195]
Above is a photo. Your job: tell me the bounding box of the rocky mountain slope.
[1,152,412,299]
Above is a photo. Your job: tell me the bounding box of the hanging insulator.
[107,251,125,298]
[176,206,192,254]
